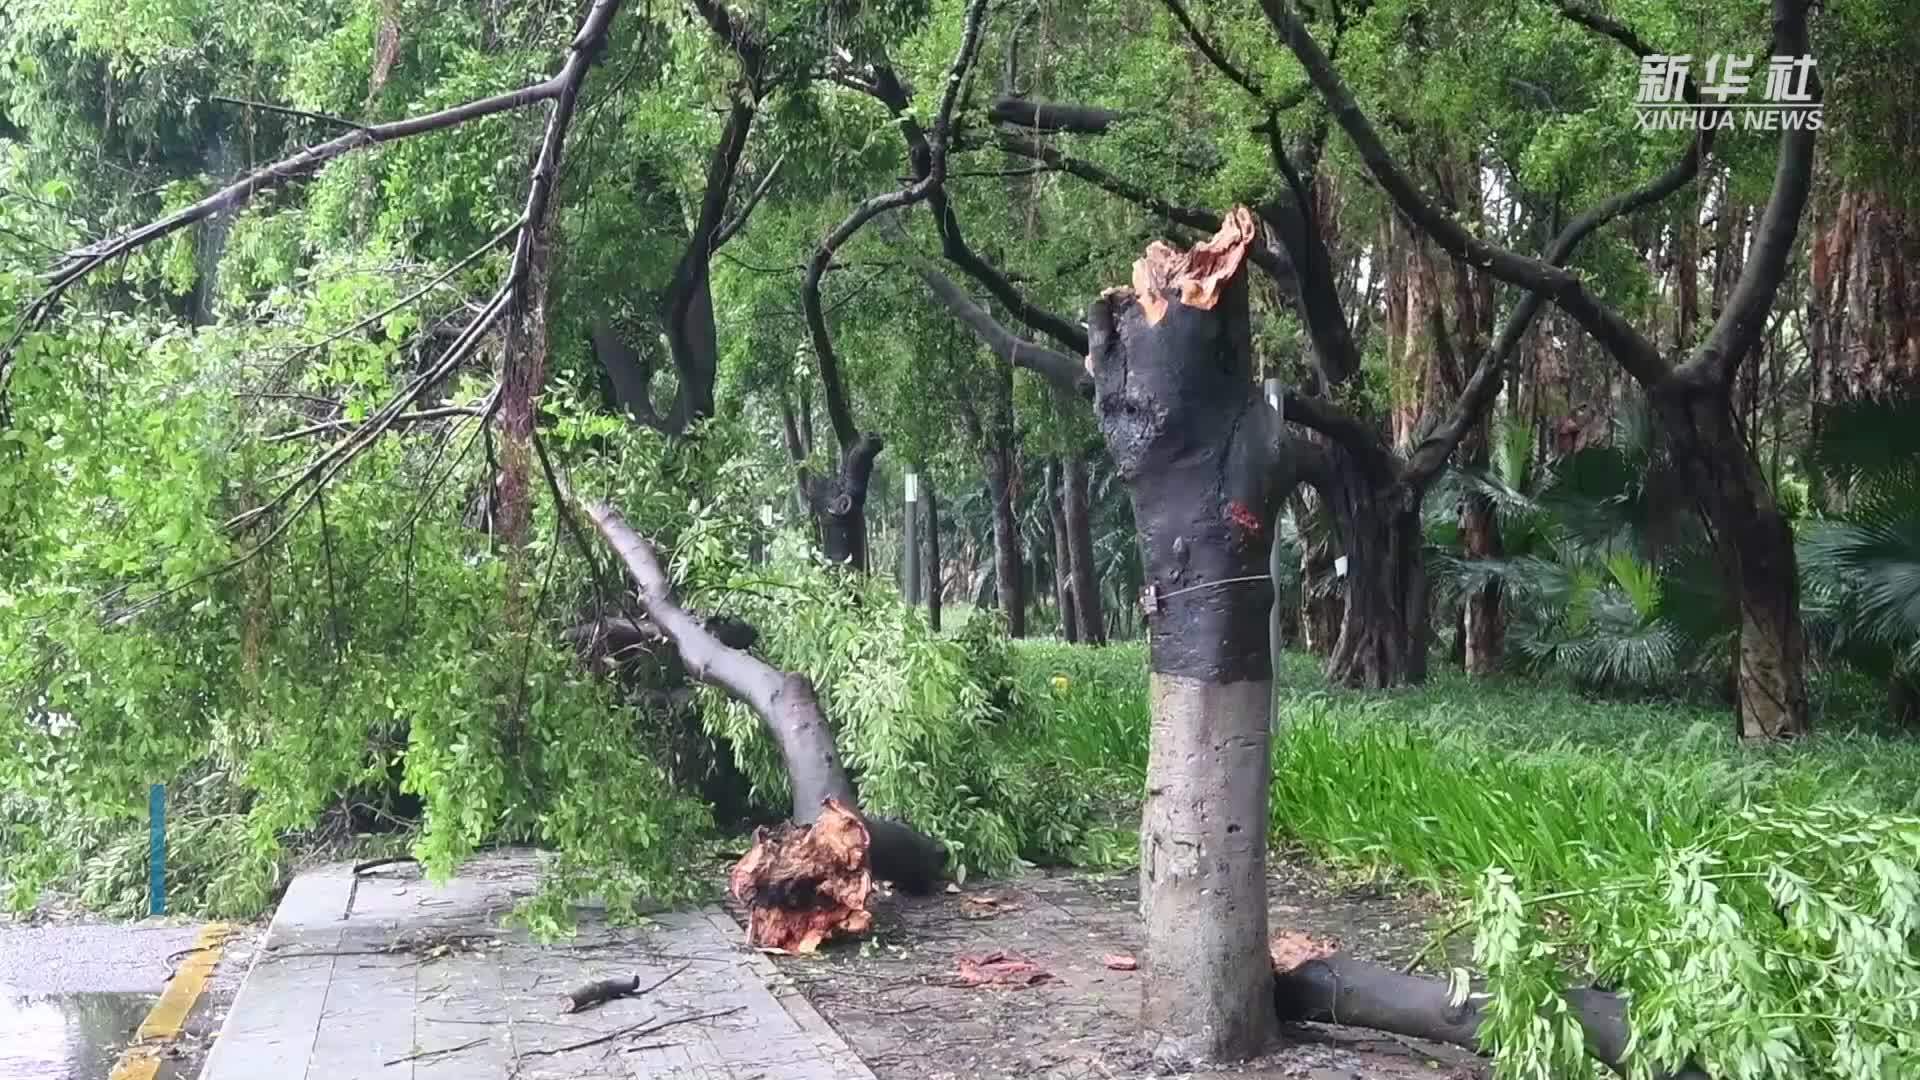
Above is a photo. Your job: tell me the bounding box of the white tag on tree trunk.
[1334,555,1348,578]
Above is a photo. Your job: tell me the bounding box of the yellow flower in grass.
[1050,674,1071,694]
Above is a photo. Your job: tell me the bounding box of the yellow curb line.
[108,922,236,1080]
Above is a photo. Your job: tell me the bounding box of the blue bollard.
[149,783,166,916]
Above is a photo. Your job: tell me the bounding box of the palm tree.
[1428,405,1733,691]
[1800,400,1920,726]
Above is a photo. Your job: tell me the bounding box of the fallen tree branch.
[266,404,486,442]
[578,501,946,894]
[264,214,524,380]
[564,962,689,1014]
[382,1037,488,1067]
[1270,934,1710,1080]
[517,1007,746,1063]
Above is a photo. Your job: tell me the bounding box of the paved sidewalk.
[199,851,874,1080]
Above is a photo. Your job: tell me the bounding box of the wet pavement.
[0,922,214,1080]
[0,991,157,1080]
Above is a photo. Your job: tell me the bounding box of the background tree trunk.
[1654,377,1810,738]
[1458,421,1504,675]
[1047,460,1078,641]
[1064,452,1106,644]
[1295,491,1340,656]
[973,365,1025,637]
[924,478,943,633]
[1322,457,1427,689]
[1091,210,1278,1063]
[987,439,1025,637]
[1811,188,1920,404]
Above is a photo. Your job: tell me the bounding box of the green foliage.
[1276,665,1920,1079]
[689,538,1029,879]
[0,283,725,922]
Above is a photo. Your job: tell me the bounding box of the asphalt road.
[0,920,261,1080]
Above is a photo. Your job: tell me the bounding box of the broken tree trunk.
[581,503,947,948]
[1090,207,1282,1062]
[1268,933,1709,1080]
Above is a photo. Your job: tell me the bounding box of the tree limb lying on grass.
[1270,934,1711,1080]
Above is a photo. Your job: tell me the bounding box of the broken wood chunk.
[1101,953,1137,971]
[1267,929,1341,975]
[954,950,1052,987]
[728,798,873,954]
[566,974,640,1014]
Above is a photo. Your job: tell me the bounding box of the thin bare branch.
[275,215,523,369]
[208,95,370,131]
[712,153,785,250]
[265,404,487,443]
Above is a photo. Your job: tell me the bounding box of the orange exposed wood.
[728,798,875,954]
[1124,206,1261,325]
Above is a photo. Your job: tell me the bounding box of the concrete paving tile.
[202,853,875,1080]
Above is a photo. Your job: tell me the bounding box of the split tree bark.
[581,503,946,901]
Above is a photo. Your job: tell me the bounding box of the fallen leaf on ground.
[945,882,962,894]
[1268,930,1341,974]
[1102,954,1137,971]
[955,950,1052,987]
[960,894,1018,917]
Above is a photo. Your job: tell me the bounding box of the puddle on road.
[0,990,154,1080]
